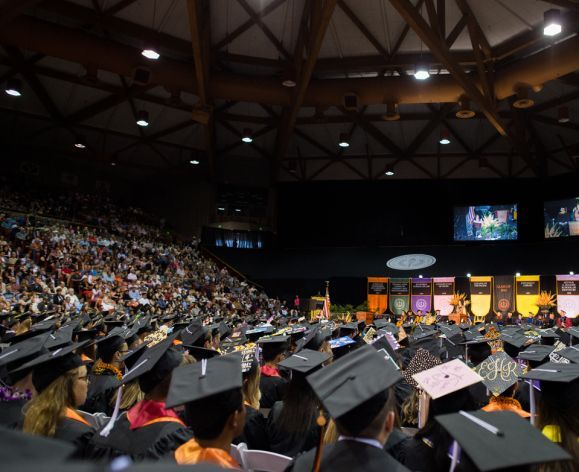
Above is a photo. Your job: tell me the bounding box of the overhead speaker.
[343,93,359,112]
[132,66,151,85]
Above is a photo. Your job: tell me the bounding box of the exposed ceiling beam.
[187,0,216,178]
[541,0,579,12]
[104,0,139,16]
[388,0,507,136]
[455,0,492,58]
[273,0,338,178]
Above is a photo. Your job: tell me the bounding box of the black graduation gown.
[88,413,193,462]
[82,372,121,415]
[287,439,411,472]
[397,437,447,472]
[54,414,95,459]
[468,381,488,409]
[266,401,320,457]
[259,374,287,409]
[0,397,27,429]
[233,405,269,451]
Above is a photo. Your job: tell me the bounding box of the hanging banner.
[411,278,433,313]
[389,278,410,315]
[367,277,388,314]
[556,275,579,318]
[515,275,540,317]
[433,277,455,316]
[470,276,493,318]
[493,275,515,314]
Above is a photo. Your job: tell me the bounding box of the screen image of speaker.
[453,204,518,241]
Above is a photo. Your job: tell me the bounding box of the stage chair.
[230,442,248,469]
[240,449,292,472]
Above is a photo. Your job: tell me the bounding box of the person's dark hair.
[337,388,394,437]
[276,372,319,435]
[261,343,287,363]
[184,387,243,440]
[468,343,492,366]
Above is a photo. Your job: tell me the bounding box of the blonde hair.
[15,318,32,335]
[111,380,145,411]
[401,389,419,426]
[323,419,338,445]
[23,368,78,438]
[243,367,261,410]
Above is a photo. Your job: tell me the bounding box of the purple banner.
[411,278,433,313]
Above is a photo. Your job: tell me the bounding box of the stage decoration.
[389,278,410,315]
[449,292,470,324]
[493,276,514,315]
[556,275,579,317]
[386,254,436,270]
[470,276,493,322]
[433,277,455,317]
[411,278,433,313]
[367,277,388,314]
[515,275,541,317]
[535,290,557,313]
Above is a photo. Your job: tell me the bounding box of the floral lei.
[0,385,32,402]
[92,359,123,381]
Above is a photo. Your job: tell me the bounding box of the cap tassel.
[200,358,207,378]
[449,440,461,472]
[528,380,536,426]
[99,385,123,437]
[312,409,328,472]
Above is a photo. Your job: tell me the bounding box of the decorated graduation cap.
[412,359,483,400]
[239,347,259,374]
[306,344,402,435]
[12,342,89,393]
[328,335,356,360]
[558,346,579,364]
[165,354,243,408]
[278,349,329,375]
[122,335,182,393]
[436,410,571,471]
[403,348,441,387]
[474,351,522,396]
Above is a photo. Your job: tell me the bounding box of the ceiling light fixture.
[558,106,570,124]
[456,96,475,119]
[5,78,22,97]
[544,9,562,36]
[281,66,297,88]
[136,110,149,127]
[338,132,350,148]
[382,102,400,121]
[439,129,451,145]
[384,165,395,176]
[515,272,521,277]
[414,64,430,80]
[466,273,472,278]
[241,128,253,143]
[189,160,200,165]
[74,135,87,149]
[141,40,161,60]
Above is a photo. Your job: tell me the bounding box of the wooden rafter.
[104,0,139,16]
[388,0,506,137]
[273,0,338,179]
[454,0,491,58]
[187,0,215,177]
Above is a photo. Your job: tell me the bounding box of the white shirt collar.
[338,435,383,450]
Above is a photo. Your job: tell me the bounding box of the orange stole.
[482,397,530,418]
[64,408,91,426]
[175,439,239,469]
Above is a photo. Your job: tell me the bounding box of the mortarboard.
[122,336,182,393]
[95,333,126,359]
[45,325,76,350]
[558,346,579,364]
[121,343,149,370]
[474,351,523,396]
[185,345,221,361]
[165,354,243,408]
[520,361,579,383]
[328,335,356,359]
[180,324,208,346]
[436,410,571,471]
[0,332,50,375]
[403,348,441,387]
[306,345,402,433]
[338,322,358,337]
[278,349,329,375]
[12,342,89,393]
[239,347,259,373]
[518,345,555,363]
[412,359,483,399]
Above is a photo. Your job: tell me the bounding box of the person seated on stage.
[88,337,193,461]
[0,332,49,429]
[81,333,127,415]
[267,349,330,458]
[18,343,94,458]
[258,335,289,409]
[233,348,269,451]
[167,355,245,469]
[287,345,409,472]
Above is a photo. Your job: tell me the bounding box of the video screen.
[454,204,518,241]
[544,197,579,238]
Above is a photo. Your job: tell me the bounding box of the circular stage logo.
[498,298,510,311]
[387,254,436,270]
[415,299,428,310]
[394,299,406,309]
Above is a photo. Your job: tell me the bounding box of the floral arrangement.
[449,292,470,306]
[535,291,556,309]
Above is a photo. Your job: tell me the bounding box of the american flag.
[320,286,331,319]
[467,206,476,224]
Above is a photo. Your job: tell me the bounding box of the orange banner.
[368,277,388,314]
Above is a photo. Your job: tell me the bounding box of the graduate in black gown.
[15,343,95,458]
[89,336,193,461]
[258,335,289,409]
[81,333,127,415]
[233,347,269,450]
[288,345,409,472]
[267,349,329,457]
[0,332,49,429]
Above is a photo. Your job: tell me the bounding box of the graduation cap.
[403,348,442,387]
[6,328,47,345]
[373,319,399,334]
[437,324,461,338]
[474,351,523,396]
[122,335,182,393]
[371,336,400,371]
[278,349,329,375]
[328,336,356,360]
[435,410,571,471]
[518,345,555,364]
[12,342,89,393]
[501,332,533,358]
[76,328,98,343]
[1,425,75,464]
[306,345,402,435]
[45,325,76,350]
[0,332,50,371]
[104,320,125,330]
[558,346,579,364]
[165,354,243,408]
[412,359,483,399]
[185,345,221,361]
[239,347,259,374]
[520,361,579,383]
[121,343,149,370]
[338,322,358,337]
[180,323,208,347]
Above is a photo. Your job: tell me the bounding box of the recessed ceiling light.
[189,160,200,165]
[544,9,562,36]
[136,110,149,127]
[414,64,430,80]
[141,48,160,60]
[338,132,350,148]
[5,78,22,97]
[242,128,253,143]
